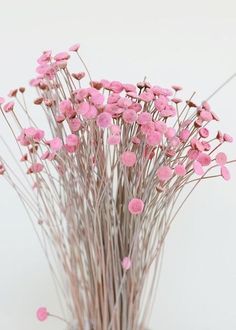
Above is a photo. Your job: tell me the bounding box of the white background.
[0,0,236,329]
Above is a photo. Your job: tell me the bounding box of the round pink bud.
[156,166,173,182]
[223,133,233,143]
[69,43,80,52]
[137,112,152,125]
[141,122,155,135]
[120,151,136,167]
[29,163,44,174]
[128,198,144,215]
[69,118,81,132]
[54,52,70,61]
[50,137,63,152]
[66,134,79,147]
[3,101,14,112]
[59,100,73,117]
[122,109,138,124]
[174,164,186,176]
[216,152,227,166]
[171,98,182,104]
[187,149,200,160]
[83,105,97,119]
[146,131,162,146]
[56,114,66,123]
[154,121,167,133]
[199,127,209,138]
[221,165,230,181]
[172,85,182,91]
[77,101,90,115]
[108,135,121,145]
[36,307,48,322]
[193,160,204,176]
[197,152,211,166]
[110,124,121,135]
[96,112,112,128]
[121,257,132,271]
[110,81,123,93]
[200,110,213,122]
[179,129,190,142]
[165,127,176,139]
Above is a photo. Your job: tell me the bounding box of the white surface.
[0,1,236,329]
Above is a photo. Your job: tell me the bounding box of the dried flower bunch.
[0,43,235,330]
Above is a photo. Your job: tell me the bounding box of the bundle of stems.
[0,44,235,330]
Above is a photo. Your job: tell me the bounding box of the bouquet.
[0,43,235,330]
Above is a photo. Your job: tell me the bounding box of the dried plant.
[0,43,235,330]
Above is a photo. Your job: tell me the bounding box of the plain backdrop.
[0,0,236,329]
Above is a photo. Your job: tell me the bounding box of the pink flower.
[140,91,154,102]
[36,307,48,321]
[110,81,123,93]
[121,257,132,270]
[156,166,173,182]
[122,110,138,124]
[193,160,204,176]
[56,114,66,123]
[54,52,70,61]
[174,164,186,176]
[123,83,136,92]
[3,101,14,112]
[90,92,104,107]
[221,165,231,181]
[165,127,176,139]
[29,163,44,174]
[37,50,52,64]
[72,72,85,80]
[69,43,80,52]
[117,97,132,109]
[137,112,152,125]
[49,137,63,151]
[200,110,213,122]
[170,137,180,148]
[155,120,167,133]
[66,134,80,147]
[70,118,81,132]
[171,98,182,104]
[77,102,90,115]
[171,85,182,91]
[83,105,97,119]
[197,153,211,166]
[216,152,227,166]
[223,133,233,143]
[110,124,121,135]
[128,198,144,215]
[146,131,162,146]
[199,128,209,138]
[141,122,155,135]
[179,129,190,142]
[59,100,74,118]
[187,149,200,160]
[34,129,45,142]
[120,151,136,167]
[108,135,120,145]
[96,112,112,128]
